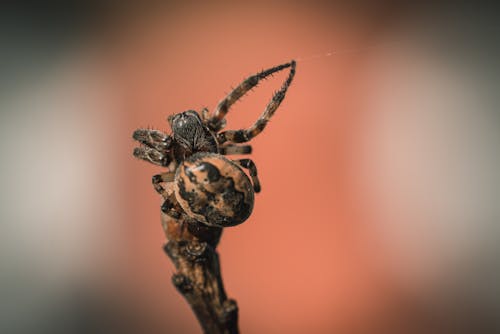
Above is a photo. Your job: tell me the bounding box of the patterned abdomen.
[174,152,254,227]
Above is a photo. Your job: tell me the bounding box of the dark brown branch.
[161,212,239,334]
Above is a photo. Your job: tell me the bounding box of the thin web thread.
[295,42,394,62]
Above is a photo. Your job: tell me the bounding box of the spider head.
[169,110,202,130]
[168,110,206,150]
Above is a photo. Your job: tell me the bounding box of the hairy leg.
[234,159,261,193]
[133,128,172,166]
[133,146,168,167]
[201,107,210,121]
[152,171,176,196]
[161,193,183,219]
[218,60,296,144]
[219,144,252,155]
[133,128,172,151]
[207,61,296,132]
[153,172,185,220]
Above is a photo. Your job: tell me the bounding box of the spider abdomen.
[174,152,254,227]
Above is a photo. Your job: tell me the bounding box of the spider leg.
[219,144,252,155]
[133,128,173,166]
[161,192,183,219]
[153,171,186,220]
[133,128,172,151]
[159,181,193,231]
[234,159,261,193]
[201,107,210,121]
[217,60,296,144]
[133,146,169,167]
[152,171,176,196]
[207,60,296,132]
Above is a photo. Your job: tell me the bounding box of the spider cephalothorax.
[133,60,296,227]
[168,110,218,155]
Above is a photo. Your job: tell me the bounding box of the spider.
[133,60,296,228]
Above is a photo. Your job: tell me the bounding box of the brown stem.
[161,212,239,334]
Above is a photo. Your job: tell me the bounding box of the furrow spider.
[133,60,296,227]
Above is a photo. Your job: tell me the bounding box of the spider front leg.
[217,60,296,144]
[133,128,172,151]
[234,159,261,193]
[133,146,168,167]
[207,60,296,132]
[133,128,172,166]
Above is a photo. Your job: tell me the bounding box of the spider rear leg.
[220,144,252,155]
[162,194,197,238]
[218,60,296,144]
[234,159,261,193]
[161,193,183,219]
[154,172,185,221]
[207,60,296,132]
[152,171,175,196]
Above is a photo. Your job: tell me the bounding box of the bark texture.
[161,212,239,334]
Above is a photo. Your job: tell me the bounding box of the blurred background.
[1,1,499,333]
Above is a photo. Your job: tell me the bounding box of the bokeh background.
[1,2,499,333]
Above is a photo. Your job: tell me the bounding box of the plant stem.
[161,212,239,334]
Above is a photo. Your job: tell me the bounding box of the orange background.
[115,3,397,333]
[2,2,498,334]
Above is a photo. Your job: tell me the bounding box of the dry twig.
[161,212,239,334]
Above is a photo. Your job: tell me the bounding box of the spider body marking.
[175,153,254,227]
[133,60,296,227]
